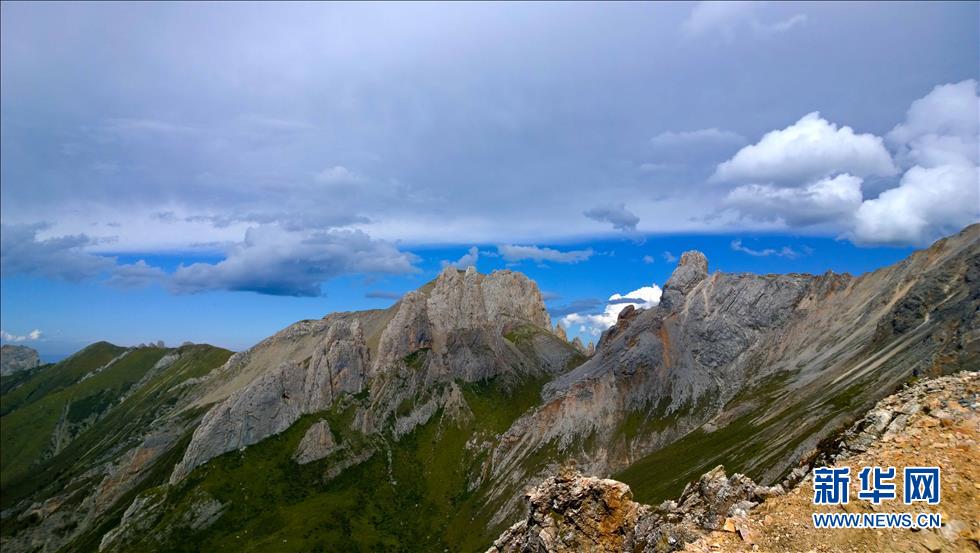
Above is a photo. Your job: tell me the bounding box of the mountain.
[489,370,979,553]
[0,345,40,376]
[0,225,976,553]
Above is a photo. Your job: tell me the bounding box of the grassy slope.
[615,372,879,505]
[123,375,554,553]
[1,342,125,416]
[0,344,233,508]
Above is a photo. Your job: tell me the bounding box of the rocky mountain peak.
[660,250,708,311]
[0,344,41,375]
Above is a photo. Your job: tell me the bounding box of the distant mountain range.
[1,224,976,553]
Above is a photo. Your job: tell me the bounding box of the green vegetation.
[120,374,548,553]
[403,347,430,371]
[1,343,232,509]
[1,342,125,416]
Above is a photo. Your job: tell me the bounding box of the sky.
[1,1,977,359]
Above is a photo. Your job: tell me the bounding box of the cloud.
[854,80,979,246]
[642,255,655,264]
[853,164,979,246]
[713,112,897,184]
[583,204,640,232]
[170,225,419,296]
[730,239,805,259]
[106,260,167,288]
[549,298,603,318]
[724,173,863,227]
[441,246,479,269]
[0,329,42,342]
[365,290,403,300]
[540,291,561,301]
[0,223,115,281]
[682,1,807,40]
[650,128,745,147]
[497,244,593,264]
[314,165,364,184]
[887,80,979,169]
[662,251,678,263]
[561,284,662,336]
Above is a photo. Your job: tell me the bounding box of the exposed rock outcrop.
[492,371,979,553]
[170,267,568,483]
[482,224,979,527]
[1,345,40,375]
[489,464,780,553]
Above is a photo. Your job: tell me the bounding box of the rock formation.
[491,371,979,553]
[0,345,40,375]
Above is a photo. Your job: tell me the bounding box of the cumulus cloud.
[441,246,479,269]
[170,225,419,296]
[0,329,42,342]
[854,80,979,245]
[887,80,979,169]
[561,284,662,337]
[853,164,979,246]
[0,223,115,281]
[662,251,678,263]
[730,239,806,259]
[497,244,594,264]
[724,173,863,227]
[642,255,655,264]
[682,1,807,40]
[583,204,640,232]
[713,112,897,184]
[716,80,979,246]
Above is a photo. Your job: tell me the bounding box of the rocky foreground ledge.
[489,371,979,553]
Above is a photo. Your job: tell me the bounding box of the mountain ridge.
[1,224,976,553]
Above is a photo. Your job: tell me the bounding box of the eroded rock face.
[488,465,778,553]
[170,267,565,483]
[1,345,40,375]
[484,224,979,528]
[171,318,371,482]
[293,420,340,465]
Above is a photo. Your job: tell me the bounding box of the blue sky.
[0,2,977,359]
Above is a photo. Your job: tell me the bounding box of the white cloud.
[497,244,593,264]
[662,251,678,263]
[854,80,979,246]
[650,128,745,147]
[642,255,655,264]
[887,80,979,169]
[441,246,479,269]
[1,329,42,342]
[731,239,805,259]
[853,164,979,246]
[713,112,897,184]
[561,284,662,336]
[724,173,863,227]
[583,204,640,232]
[170,225,419,296]
[682,1,807,40]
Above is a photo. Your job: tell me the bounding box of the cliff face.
[0,345,40,376]
[170,266,566,482]
[484,224,978,524]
